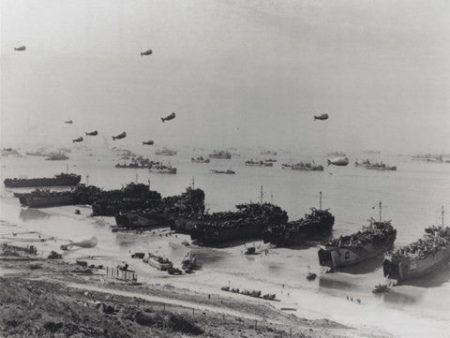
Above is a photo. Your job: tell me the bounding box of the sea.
[1,148,449,337]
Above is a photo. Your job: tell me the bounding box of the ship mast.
[192,176,195,189]
[135,172,139,183]
[319,191,323,210]
[86,175,89,186]
[260,185,264,204]
[148,179,151,191]
[378,201,383,222]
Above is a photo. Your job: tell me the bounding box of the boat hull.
[383,247,450,282]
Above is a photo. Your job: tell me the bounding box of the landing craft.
[61,236,98,251]
[72,137,84,143]
[14,46,26,51]
[161,112,176,123]
[314,114,329,121]
[140,49,152,56]
[85,130,98,136]
[143,140,154,145]
[64,120,73,124]
[112,131,127,141]
[327,156,349,166]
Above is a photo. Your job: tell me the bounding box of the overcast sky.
[1,0,449,153]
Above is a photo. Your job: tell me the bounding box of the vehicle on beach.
[144,253,173,271]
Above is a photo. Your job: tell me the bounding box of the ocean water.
[1,149,449,337]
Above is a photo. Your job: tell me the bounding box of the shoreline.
[0,258,356,338]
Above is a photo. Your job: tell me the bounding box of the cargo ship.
[191,156,210,163]
[355,160,396,171]
[148,163,177,174]
[189,203,288,246]
[264,194,334,246]
[4,173,81,188]
[211,169,235,174]
[245,160,273,167]
[155,148,177,156]
[282,162,324,171]
[115,156,159,169]
[318,202,396,269]
[383,214,450,283]
[209,150,232,159]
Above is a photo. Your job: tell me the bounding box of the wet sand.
[0,258,358,338]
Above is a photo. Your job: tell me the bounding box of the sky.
[1,0,450,154]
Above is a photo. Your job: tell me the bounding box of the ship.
[4,173,81,188]
[116,187,205,230]
[260,150,277,156]
[282,162,324,171]
[92,183,162,216]
[211,169,235,174]
[383,221,450,283]
[264,201,334,246]
[191,156,210,163]
[245,160,273,167]
[355,160,396,171]
[209,150,232,159]
[149,163,177,174]
[189,203,288,246]
[15,189,76,208]
[45,153,69,161]
[115,156,159,169]
[14,184,103,208]
[155,148,177,156]
[318,202,396,269]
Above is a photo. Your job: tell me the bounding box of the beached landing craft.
[14,46,26,51]
[142,140,154,145]
[383,209,450,283]
[314,113,329,121]
[112,131,127,140]
[64,120,73,124]
[85,130,98,136]
[327,156,349,166]
[318,202,396,269]
[72,137,84,143]
[189,203,289,246]
[161,112,176,122]
[264,193,334,246]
